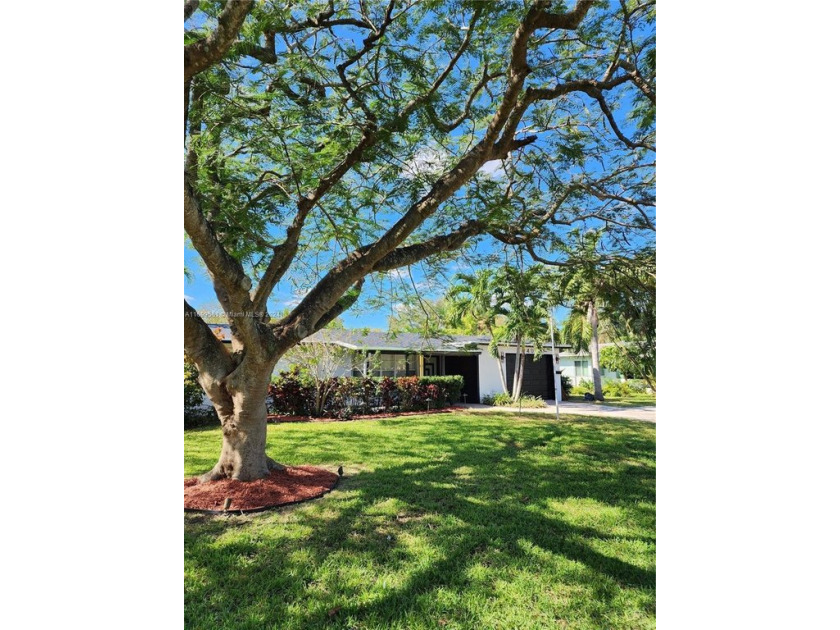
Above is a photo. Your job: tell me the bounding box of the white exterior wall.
[475,347,560,400]
[477,349,506,400]
[557,355,621,386]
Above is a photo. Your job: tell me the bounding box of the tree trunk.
[587,301,604,401]
[512,337,524,400]
[198,359,283,482]
[497,356,509,396]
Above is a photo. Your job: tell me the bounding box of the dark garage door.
[505,354,554,399]
[444,355,480,403]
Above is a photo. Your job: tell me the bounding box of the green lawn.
[567,395,656,408]
[185,411,655,630]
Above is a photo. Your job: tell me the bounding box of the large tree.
[184,0,655,480]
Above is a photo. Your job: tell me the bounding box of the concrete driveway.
[457,400,656,423]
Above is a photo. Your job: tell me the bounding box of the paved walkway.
[456,401,656,423]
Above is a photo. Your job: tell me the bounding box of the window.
[574,360,589,378]
[369,353,418,377]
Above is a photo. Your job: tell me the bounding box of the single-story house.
[204,325,576,403]
[556,349,622,386]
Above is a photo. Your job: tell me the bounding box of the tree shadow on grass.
[185,416,655,629]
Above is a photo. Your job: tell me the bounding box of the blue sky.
[184,239,572,330]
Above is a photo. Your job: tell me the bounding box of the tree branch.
[272,0,596,340]
[184,0,200,22]
[311,280,365,335]
[582,85,654,150]
[389,6,483,129]
[184,0,253,84]
[184,300,234,378]
[184,176,252,298]
[534,0,596,30]
[370,220,486,272]
[618,59,656,105]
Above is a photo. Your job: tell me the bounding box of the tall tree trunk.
[497,356,509,396]
[199,359,284,482]
[587,301,604,401]
[512,337,524,400]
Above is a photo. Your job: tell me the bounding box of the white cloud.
[478,159,505,179]
[387,268,410,280]
[184,294,195,303]
[400,147,448,178]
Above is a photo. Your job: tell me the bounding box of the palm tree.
[558,303,607,398]
[492,265,550,400]
[552,230,610,401]
[447,269,510,394]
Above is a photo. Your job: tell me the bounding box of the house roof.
[205,324,570,352]
[308,329,570,353]
[208,324,234,342]
[306,329,488,352]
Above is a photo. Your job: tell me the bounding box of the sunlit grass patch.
[186,412,655,629]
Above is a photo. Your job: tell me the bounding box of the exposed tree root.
[266,456,287,472]
[197,455,286,483]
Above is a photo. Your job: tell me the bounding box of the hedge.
[267,373,464,419]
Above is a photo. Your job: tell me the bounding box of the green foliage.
[599,248,656,388]
[482,391,512,406]
[601,380,634,398]
[386,298,466,336]
[185,356,216,428]
[267,373,464,418]
[184,1,655,322]
[601,345,637,377]
[572,378,649,399]
[571,379,594,395]
[560,374,572,401]
[481,392,547,408]
[418,376,465,406]
[184,357,204,411]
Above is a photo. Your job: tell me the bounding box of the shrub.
[266,372,464,417]
[602,379,633,397]
[417,376,464,406]
[571,379,593,395]
[379,376,399,411]
[184,357,204,410]
[327,376,378,416]
[481,392,546,408]
[560,375,572,401]
[625,379,648,394]
[482,391,513,406]
[184,357,216,428]
[268,369,315,416]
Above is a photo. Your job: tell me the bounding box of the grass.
[185,411,655,630]
[567,394,656,408]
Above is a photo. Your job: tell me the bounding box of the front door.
[423,356,438,376]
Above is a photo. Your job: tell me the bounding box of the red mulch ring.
[184,466,339,513]
[268,406,459,423]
